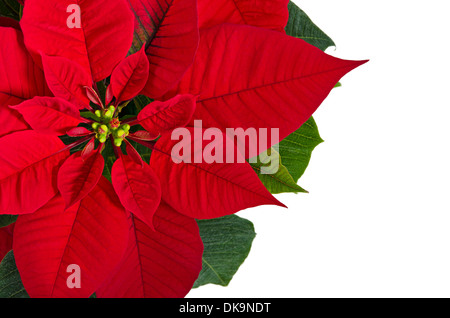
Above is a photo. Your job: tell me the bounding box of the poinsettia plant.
[0,0,366,298]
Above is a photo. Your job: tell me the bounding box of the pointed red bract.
[41,55,92,109]
[13,178,129,298]
[111,47,149,103]
[150,129,285,219]
[0,27,51,103]
[0,27,51,137]
[81,138,96,160]
[128,0,199,98]
[129,130,158,141]
[0,97,29,138]
[11,97,82,135]
[112,154,161,229]
[168,24,367,152]
[67,127,92,137]
[124,141,143,167]
[97,202,203,298]
[57,150,104,209]
[21,0,134,81]
[137,95,196,137]
[0,131,69,215]
[198,0,289,32]
[84,86,103,107]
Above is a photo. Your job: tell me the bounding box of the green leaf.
[0,0,21,20]
[96,80,108,105]
[250,148,307,194]
[285,1,335,51]
[278,117,324,183]
[193,215,256,288]
[133,95,153,112]
[0,251,29,298]
[0,215,17,228]
[101,141,116,182]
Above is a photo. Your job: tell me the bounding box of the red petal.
[41,55,92,109]
[21,0,134,82]
[13,178,129,298]
[111,47,149,103]
[0,96,29,138]
[128,130,158,141]
[0,27,50,136]
[105,85,113,106]
[11,96,82,135]
[0,131,69,214]
[112,154,161,229]
[124,140,143,167]
[67,127,92,137]
[198,0,289,32]
[81,138,96,160]
[57,150,104,209]
[0,224,14,262]
[0,27,51,102]
[150,129,285,219]
[97,202,203,298]
[84,86,103,107]
[128,0,199,98]
[168,24,367,152]
[137,95,196,137]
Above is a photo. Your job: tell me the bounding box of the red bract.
[165,24,367,153]
[0,0,366,298]
[0,27,51,137]
[197,0,290,32]
[20,0,134,82]
[127,0,199,99]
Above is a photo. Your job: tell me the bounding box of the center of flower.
[91,106,130,147]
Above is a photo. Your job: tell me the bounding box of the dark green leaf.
[0,0,20,20]
[80,111,99,122]
[0,215,17,228]
[285,1,335,51]
[250,148,307,194]
[95,80,108,105]
[278,117,324,183]
[133,95,153,112]
[0,251,29,298]
[193,215,256,288]
[101,141,116,182]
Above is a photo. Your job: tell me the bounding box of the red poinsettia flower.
[0,0,366,298]
[0,1,207,297]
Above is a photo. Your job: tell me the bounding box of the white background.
[188,0,450,297]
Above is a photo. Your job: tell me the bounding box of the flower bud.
[122,124,130,132]
[104,110,113,119]
[117,129,125,138]
[99,125,109,134]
